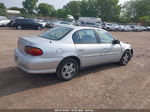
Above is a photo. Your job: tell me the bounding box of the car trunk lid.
[18,36,51,55]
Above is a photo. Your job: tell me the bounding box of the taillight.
[24,46,43,56]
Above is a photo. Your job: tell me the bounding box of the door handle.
[78,49,84,51]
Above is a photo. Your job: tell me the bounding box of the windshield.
[107,24,113,26]
[39,27,73,40]
[34,19,44,22]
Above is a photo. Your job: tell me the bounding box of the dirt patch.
[0,28,150,109]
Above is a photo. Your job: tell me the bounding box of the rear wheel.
[119,50,130,66]
[16,25,22,30]
[56,58,79,81]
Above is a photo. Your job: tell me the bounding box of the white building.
[79,17,102,23]
[6,10,21,15]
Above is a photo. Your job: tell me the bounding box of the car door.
[72,29,101,67]
[21,19,29,28]
[96,30,122,63]
[27,20,34,28]
[18,19,26,28]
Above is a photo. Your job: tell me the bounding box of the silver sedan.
[15,26,133,81]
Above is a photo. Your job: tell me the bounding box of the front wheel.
[119,50,130,66]
[37,26,42,30]
[56,58,79,81]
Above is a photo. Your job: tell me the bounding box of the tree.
[139,16,150,25]
[80,0,97,17]
[134,0,150,20]
[96,0,121,21]
[8,7,21,11]
[63,0,121,21]
[38,3,54,16]
[56,9,68,18]
[0,2,6,15]
[0,2,6,10]
[122,0,150,22]
[64,1,81,19]
[51,10,57,17]
[22,0,38,14]
[120,1,132,23]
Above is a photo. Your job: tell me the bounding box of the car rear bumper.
[14,49,62,74]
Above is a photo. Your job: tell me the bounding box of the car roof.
[57,21,70,23]
[81,21,96,23]
[0,16,8,19]
[18,18,33,21]
[64,25,104,31]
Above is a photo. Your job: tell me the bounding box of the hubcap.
[17,26,21,29]
[62,62,76,79]
[123,53,129,64]
[38,26,41,30]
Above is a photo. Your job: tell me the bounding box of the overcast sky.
[0,0,128,9]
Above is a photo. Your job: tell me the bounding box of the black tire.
[37,26,42,30]
[107,28,110,31]
[119,50,130,66]
[16,25,22,30]
[56,58,79,81]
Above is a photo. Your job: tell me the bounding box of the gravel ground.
[0,27,150,109]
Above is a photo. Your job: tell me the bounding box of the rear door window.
[72,29,98,44]
[27,20,33,24]
[72,32,80,44]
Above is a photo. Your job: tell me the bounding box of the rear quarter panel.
[33,31,80,62]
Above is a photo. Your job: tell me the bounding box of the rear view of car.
[118,25,125,31]
[146,26,150,31]
[53,21,73,27]
[15,27,73,74]
[104,23,116,31]
[130,25,141,32]
[79,21,101,29]
[0,16,10,27]
[123,25,132,32]
[33,19,47,28]
[46,21,53,28]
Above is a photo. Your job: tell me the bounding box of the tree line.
[0,0,150,25]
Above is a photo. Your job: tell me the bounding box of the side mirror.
[113,39,120,44]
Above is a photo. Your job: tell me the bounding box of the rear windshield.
[0,16,8,20]
[39,27,73,40]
